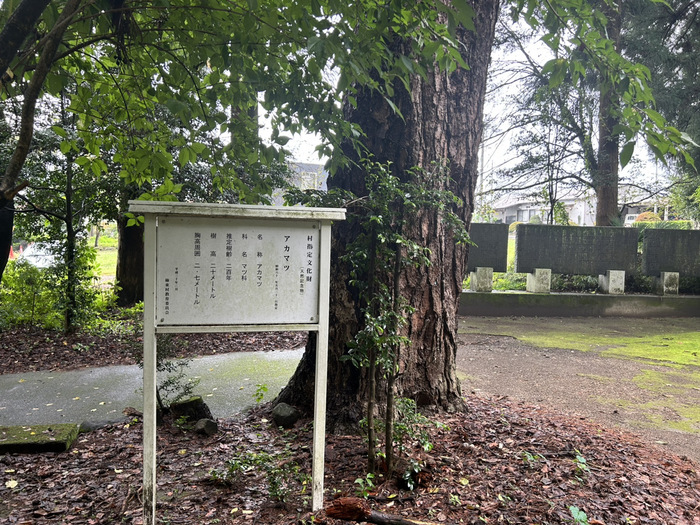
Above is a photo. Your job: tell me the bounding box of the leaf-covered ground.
[1,328,699,524]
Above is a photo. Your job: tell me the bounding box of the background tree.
[485,1,694,225]
[9,93,116,331]
[0,0,463,289]
[624,0,700,222]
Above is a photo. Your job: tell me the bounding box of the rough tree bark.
[594,4,622,226]
[276,1,500,429]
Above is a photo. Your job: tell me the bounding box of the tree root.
[325,497,444,525]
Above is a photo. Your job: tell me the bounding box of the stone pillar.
[656,272,679,295]
[469,267,493,293]
[526,268,551,293]
[598,270,625,295]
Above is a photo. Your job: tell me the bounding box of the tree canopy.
[483,0,697,225]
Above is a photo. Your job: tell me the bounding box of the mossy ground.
[459,316,700,435]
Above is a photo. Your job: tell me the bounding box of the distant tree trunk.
[0,200,14,279]
[594,4,622,226]
[276,1,500,429]
[64,149,78,333]
[116,211,144,306]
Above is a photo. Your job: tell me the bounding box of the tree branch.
[0,0,52,85]
[0,0,84,196]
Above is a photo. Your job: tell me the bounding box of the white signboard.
[156,216,320,325]
[129,201,345,525]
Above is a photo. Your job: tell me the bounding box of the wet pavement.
[0,349,303,426]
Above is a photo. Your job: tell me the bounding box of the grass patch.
[459,317,700,367]
[95,248,117,281]
[632,369,700,395]
[633,400,700,434]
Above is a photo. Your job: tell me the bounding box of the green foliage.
[510,1,696,169]
[0,240,111,331]
[210,447,306,502]
[568,505,590,525]
[401,459,424,491]
[141,334,201,412]
[0,260,63,329]
[573,449,591,480]
[493,272,526,291]
[553,201,571,226]
[2,0,471,203]
[633,220,693,237]
[354,473,376,498]
[391,398,447,455]
[253,383,269,404]
[551,274,598,293]
[521,451,545,467]
[330,160,466,475]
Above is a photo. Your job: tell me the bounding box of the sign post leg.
[142,218,157,525]
[312,222,332,511]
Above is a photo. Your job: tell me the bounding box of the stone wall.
[642,229,700,277]
[514,224,638,275]
[466,223,509,272]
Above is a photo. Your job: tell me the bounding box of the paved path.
[0,349,302,426]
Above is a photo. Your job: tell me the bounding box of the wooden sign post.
[128,201,345,525]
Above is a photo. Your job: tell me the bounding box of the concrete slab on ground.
[0,349,302,426]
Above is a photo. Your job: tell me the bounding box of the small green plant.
[173,415,192,431]
[137,333,200,413]
[492,271,526,291]
[521,451,545,467]
[401,458,424,491]
[210,448,304,502]
[354,473,375,498]
[568,505,590,524]
[393,397,447,454]
[449,493,461,506]
[253,383,268,403]
[573,449,590,479]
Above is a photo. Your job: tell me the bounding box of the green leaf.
[620,141,635,168]
[59,141,72,155]
[164,98,189,117]
[178,148,190,167]
[51,126,68,138]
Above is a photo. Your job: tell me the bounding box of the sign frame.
[129,201,345,525]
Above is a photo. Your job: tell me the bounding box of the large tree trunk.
[594,4,622,226]
[276,1,500,429]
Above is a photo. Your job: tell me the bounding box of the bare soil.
[456,329,700,465]
[1,320,699,524]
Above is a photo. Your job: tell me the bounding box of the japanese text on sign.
[156,216,320,325]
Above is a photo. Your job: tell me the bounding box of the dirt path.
[456,317,700,465]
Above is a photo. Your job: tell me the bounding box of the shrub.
[551,274,598,293]
[634,211,662,222]
[0,260,63,329]
[493,271,526,290]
